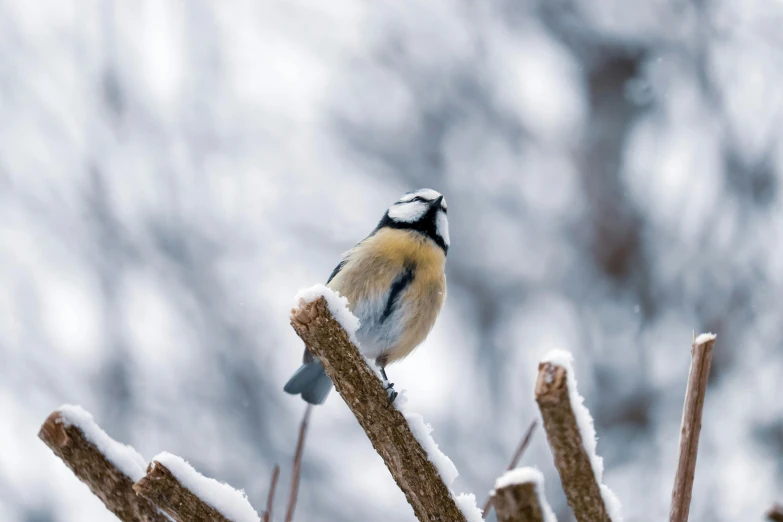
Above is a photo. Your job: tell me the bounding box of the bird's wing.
[326,258,348,284]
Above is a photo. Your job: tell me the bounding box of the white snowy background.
[2,1,782,521]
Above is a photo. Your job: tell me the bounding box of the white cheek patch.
[436,210,450,246]
[388,200,429,222]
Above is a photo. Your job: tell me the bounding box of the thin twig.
[481,420,538,515]
[767,503,783,522]
[285,404,312,522]
[669,334,716,522]
[263,465,280,522]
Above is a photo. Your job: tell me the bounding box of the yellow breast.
[327,228,447,364]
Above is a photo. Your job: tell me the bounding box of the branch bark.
[290,297,467,522]
[492,482,547,522]
[133,461,234,522]
[767,504,783,522]
[669,334,716,522]
[38,411,168,522]
[535,362,610,522]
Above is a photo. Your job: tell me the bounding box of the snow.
[694,332,716,345]
[541,350,624,522]
[493,467,557,522]
[294,284,360,344]
[394,391,482,521]
[57,404,147,482]
[494,466,544,489]
[403,410,459,485]
[455,493,484,522]
[152,452,260,522]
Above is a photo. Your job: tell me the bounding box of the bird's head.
[377,188,449,254]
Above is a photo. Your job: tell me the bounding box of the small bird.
[284,188,450,405]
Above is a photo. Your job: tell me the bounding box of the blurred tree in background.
[1,1,781,521]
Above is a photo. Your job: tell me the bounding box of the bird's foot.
[383,381,398,404]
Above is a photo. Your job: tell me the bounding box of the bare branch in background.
[38,411,168,522]
[669,334,716,522]
[285,405,312,522]
[133,462,235,522]
[263,465,280,522]
[535,362,611,522]
[767,504,783,522]
[482,420,538,516]
[290,297,468,522]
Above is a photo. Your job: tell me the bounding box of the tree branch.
[767,504,783,522]
[492,482,547,522]
[535,362,611,522]
[38,410,168,522]
[263,465,280,522]
[481,420,538,515]
[669,334,716,522]
[285,405,311,522]
[290,296,467,522]
[133,461,234,522]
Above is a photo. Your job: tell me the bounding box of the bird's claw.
[384,381,398,404]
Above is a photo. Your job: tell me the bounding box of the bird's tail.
[283,361,333,405]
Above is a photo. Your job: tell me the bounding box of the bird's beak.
[431,195,443,208]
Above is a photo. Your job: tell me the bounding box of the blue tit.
[284,188,450,404]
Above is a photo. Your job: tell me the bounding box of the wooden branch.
[290,297,467,522]
[285,405,312,522]
[38,411,168,522]
[767,504,783,522]
[492,482,546,522]
[263,465,280,522]
[133,461,233,522]
[481,420,538,515]
[535,362,610,522]
[669,334,716,522]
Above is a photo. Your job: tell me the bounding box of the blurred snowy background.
[2,1,782,521]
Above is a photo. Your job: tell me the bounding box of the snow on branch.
[290,291,475,522]
[39,406,262,522]
[669,333,716,522]
[491,467,557,522]
[534,351,622,522]
[134,453,260,522]
[38,407,168,522]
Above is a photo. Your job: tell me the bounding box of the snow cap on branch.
[541,350,623,521]
[57,404,147,482]
[294,284,360,344]
[152,452,260,522]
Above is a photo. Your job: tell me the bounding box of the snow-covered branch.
[491,468,556,522]
[290,293,472,522]
[134,454,260,522]
[38,407,168,522]
[669,333,716,522]
[534,352,621,522]
[39,406,261,522]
